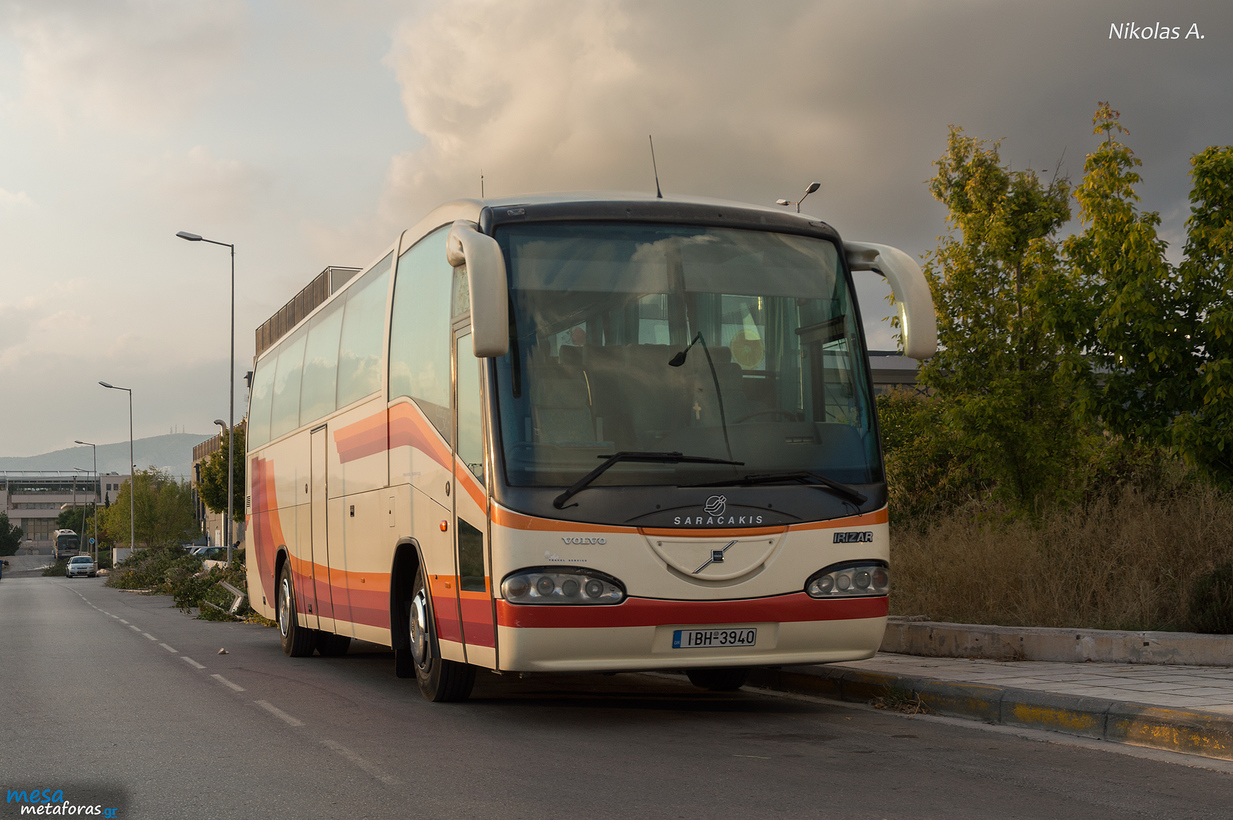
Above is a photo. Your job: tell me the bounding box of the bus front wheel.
[278,563,315,657]
[407,568,475,702]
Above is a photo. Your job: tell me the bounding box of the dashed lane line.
[255,700,303,727]
[142,633,157,641]
[322,739,400,786]
[182,656,206,670]
[211,674,245,692]
[159,643,178,653]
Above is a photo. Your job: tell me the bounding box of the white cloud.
[144,145,274,223]
[1,0,246,134]
[0,187,33,209]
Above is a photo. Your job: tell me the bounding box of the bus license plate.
[672,628,757,649]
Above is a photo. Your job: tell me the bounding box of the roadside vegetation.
[106,545,261,623]
[887,103,1233,633]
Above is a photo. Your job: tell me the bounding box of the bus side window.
[299,302,343,426]
[270,330,307,439]
[248,356,277,448]
[337,253,393,408]
[389,227,453,443]
[456,333,484,482]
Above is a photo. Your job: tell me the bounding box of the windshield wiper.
[553,451,744,509]
[684,470,867,505]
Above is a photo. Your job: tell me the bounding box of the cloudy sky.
[0,0,1228,457]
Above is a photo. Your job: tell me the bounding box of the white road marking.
[181,656,206,670]
[128,625,141,632]
[255,700,303,727]
[142,633,157,641]
[322,739,400,786]
[118,619,128,624]
[159,643,178,653]
[211,674,245,692]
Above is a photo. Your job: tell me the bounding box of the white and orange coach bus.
[244,192,936,702]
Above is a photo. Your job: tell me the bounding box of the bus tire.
[278,563,315,657]
[315,631,351,657]
[686,667,749,692]
[408,568,475,702]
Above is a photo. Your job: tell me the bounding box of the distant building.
[869,352,925,395]
[191,423,246,549]
[0,471,127,555]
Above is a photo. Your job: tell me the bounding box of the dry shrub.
[890,481,1233,631]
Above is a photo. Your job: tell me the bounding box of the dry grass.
[889,482,1233,631]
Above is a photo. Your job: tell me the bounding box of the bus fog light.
[502,567,625,605]
[805,562,888,599]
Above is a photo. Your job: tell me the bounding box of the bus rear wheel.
[686,667,749,692]
[407,568,475,702]
[278,563,315,657]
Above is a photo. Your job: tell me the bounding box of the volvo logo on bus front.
[561,536,606,545]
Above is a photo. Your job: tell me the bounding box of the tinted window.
[336,253,393,407]
[300,302,343,425]
[270,330,307,439]
[248,355,277,447]
[389,227,453,441]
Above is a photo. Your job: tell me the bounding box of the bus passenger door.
[453,329,496,667]
[310,425,334,629]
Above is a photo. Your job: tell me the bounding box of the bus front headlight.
[501,567,625,605]
[806,561,889,598]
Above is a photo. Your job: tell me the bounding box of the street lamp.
[212,418,230,554]
[74,440,99,560]
[178,230,236,564]
[99,382,135,558]
[776,181,821,213]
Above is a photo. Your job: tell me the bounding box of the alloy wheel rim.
[409,590,430,667]
[279,577,291,637]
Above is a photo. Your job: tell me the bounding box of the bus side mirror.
[844,241,937,360]
[447,220,510,358]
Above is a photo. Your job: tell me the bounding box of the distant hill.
[0,433,214,481]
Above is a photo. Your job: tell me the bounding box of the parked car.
[66,555,98,578]
[191,546,229,562]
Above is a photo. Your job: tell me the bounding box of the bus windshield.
[493,222,881,491]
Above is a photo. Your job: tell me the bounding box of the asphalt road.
[4,576,1233,820]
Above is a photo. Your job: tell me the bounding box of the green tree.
[198,424,245,523]
[0,511,23,556]
[1056,103,1195,446]
[100,468,197,548]
[55,505,90,535]
[1172,146,1233,481]
[919,127,1083,508]
[1056,104,1233,485]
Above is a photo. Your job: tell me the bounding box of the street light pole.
[178,231,236,563]
[775,181,822,213]
[74,440,98,560]
[99,382,135,557]
[212,418,229,551]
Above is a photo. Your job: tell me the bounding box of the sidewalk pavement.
[747,623,1233,762]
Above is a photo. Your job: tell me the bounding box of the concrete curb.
[747,664,1233,761]
[882,619,1233,666]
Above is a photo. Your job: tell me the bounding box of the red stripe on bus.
[334,410,389,463]
[388,402,452,469]
[495,593,887,629]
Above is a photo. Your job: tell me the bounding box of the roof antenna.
[480,168,484,199]
[649,135,663,199]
